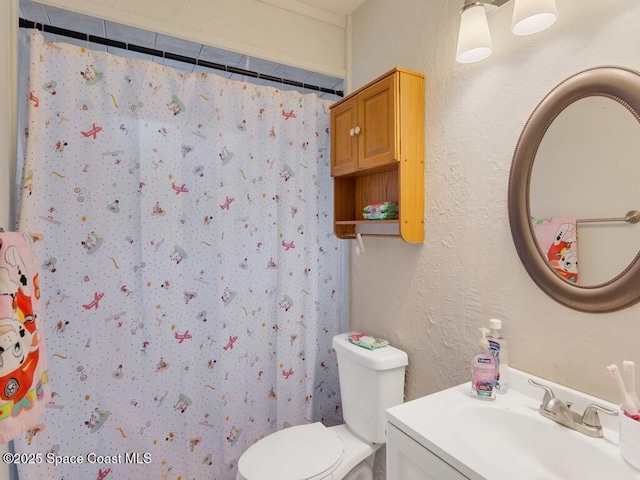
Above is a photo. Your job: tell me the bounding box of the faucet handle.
[582,403,619,428]
[528,378,556,407]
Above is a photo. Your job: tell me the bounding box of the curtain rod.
[18,18,344,98]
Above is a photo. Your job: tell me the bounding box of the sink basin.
[455,404,634,479]
[387,368,640,480]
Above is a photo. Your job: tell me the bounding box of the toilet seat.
[237,422,344,480]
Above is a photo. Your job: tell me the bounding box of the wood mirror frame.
[508,65,640,313]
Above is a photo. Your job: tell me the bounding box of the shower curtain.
[13,30,342,479]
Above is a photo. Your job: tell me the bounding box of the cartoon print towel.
[532,218,578,283]
[0,232,49,443]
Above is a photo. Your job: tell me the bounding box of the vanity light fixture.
[456,0,558,64]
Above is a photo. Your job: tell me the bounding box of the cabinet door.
[387,424,468,480]
[357,73,398,171]
[331,97,358,176]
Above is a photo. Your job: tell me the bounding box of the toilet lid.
[238,422,344,480]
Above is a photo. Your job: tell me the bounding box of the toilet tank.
[332,333,408,444]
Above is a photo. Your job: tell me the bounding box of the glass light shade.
[511,0,558,36]
[456,3,493,64]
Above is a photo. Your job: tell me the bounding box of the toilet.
[236,332,408,480]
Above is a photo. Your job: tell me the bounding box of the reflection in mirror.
[509,65,640,312]
[530,96,640,287]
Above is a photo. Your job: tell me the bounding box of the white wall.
[0,0,18,231]
[349,0,640,404]
[0,4,17,476]
[31,0,347,77]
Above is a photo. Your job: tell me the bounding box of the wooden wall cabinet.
[330,67,425,243]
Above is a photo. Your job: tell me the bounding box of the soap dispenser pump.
[470,327,496,400]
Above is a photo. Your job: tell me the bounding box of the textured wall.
[349,0,640,408]
[349,2,640,476]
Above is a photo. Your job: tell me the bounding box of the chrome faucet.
[528,379,618,438]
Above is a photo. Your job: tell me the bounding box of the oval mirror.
[508,66,640,313]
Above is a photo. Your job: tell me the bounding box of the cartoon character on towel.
[0,244,41,403]
[546,223,578,283]
[554,250,578,283]
[0,318,40,401]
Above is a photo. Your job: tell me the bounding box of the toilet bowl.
[236,333,409,480]
[236,423,378,480]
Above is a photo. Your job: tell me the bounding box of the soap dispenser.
[470,327,496,400]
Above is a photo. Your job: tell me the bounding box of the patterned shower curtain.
[13,30,342,480]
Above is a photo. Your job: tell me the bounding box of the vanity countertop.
[386,368,640,480]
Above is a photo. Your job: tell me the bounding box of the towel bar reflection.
[577,210,640,224]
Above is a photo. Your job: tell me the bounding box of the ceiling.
[298,0,367,15]
[18,0,345,101]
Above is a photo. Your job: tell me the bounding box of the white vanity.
[386,421,465,479]
[386,368,640,480]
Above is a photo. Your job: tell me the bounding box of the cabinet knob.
[349,128,355,137]
[354,126,361,135]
